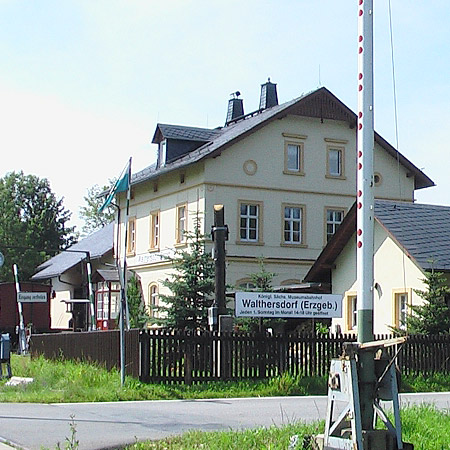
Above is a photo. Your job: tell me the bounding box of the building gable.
[305,200,450,285]
[133,87,433,192]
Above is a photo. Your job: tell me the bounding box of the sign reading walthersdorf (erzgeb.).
[17,292,48,303]
[235,292,342,318]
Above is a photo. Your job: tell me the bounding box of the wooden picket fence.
[30,329,140,378]
[30,330,450,384]
[140,330,450,384]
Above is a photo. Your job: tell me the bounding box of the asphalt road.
[0,393,449,450]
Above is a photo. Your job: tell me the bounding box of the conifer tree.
[249,258,276,292]
[406,269,450,334]
[235,259,277,332]
[156,215,214,330]
[127,274,150,329]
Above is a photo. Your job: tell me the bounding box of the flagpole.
[98,157,132,386]
[120,157,132,386]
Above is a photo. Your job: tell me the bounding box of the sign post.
[13,264,27,355]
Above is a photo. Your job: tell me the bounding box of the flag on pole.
[98,160,131,213]
[108,157,132,385]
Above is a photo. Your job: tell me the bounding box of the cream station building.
[112,81,433,317]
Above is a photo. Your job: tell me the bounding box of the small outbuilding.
[304,200,450,334]
[0,282,51,341]
[32,223,115,330]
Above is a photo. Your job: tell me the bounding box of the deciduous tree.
[0,171,76,281]
[79,182,115,236]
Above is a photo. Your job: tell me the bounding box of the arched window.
[149,283,159,318]
[236,278,257,291]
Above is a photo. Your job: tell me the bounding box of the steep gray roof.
[32,223,114,280]
[305,200,450,283]
[375,200,450,271]
[133,87,433,190]
[95,269,120,282]
[152,124,223,143]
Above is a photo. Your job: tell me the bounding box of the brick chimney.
[259,78,278,110]
[226,91,244,125]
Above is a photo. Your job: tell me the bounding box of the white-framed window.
[96,292,108,320]
[328,148,343,177]
[149,283,159,318]
[326,208,345,242]
[346,294,357,331]
[325,138,347,179]
[127,217,136,255]
[283,133,306,175]
[284,142,304,174]
[239,202,261,243]
[95,282,120,321]
[160,140,167,167]
[149,211,160,249]
[176,204,187,243]
[283,205,304,245]
[287,144,300,171]
[394,292,409,330]
[110,291,120,319]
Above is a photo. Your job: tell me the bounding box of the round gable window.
[243,160,257,176]
[374,172,382,186]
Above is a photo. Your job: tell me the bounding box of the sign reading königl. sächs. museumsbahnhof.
[235,292,342,318]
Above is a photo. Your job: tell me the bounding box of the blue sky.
[1,1,449,231]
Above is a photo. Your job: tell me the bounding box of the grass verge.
[0,355,327,403]
[0,354,449,403]
[125,405,450,449]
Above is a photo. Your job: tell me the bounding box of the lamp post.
[210,205,228,331]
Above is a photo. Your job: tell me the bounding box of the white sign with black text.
[17,292,48,303]
[235,292,342,318]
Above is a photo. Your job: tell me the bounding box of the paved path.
[0,393,449,449]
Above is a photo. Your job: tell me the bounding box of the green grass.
[2,356,450,449]
[125,405,450,449]
[400,405,450,450]
[1,354,449,404]
[0,355,327,403]
[126,422,323,450]
[401,372,450,393]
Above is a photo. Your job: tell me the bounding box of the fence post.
[220,332,232,380]
[258,332,266,379]
[184,336,193,386]
[140,331,150,382]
